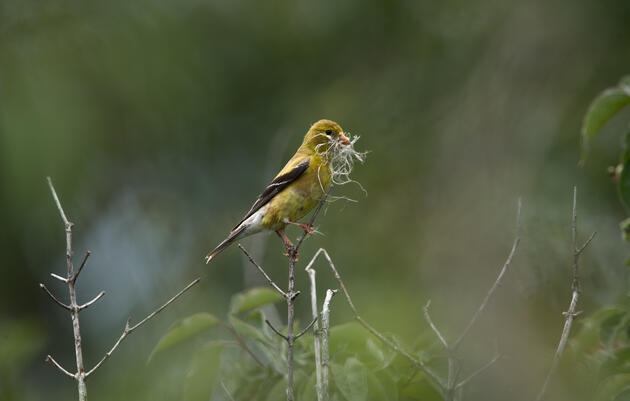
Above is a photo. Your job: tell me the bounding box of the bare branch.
[78,291,105,311]
[265,319,288,341]
[47,177,73,229]
[219,322,265,367]
[312,247,445,392]
[86,278,200,377]
[536,187,594,401]
[455,353,501,389]
[45,355,75,379]
[221,380,236,401]
[43,177,199,401]
[129,279,200,331]
[576,231,596,255]
[50,273,68,283]
[45,177,86,400]
[321,288,336,400]
[452,198,521,350]
[238,244,287,298]
[293,185,333,253]
[305,266,324,401]
[72,251,91,283]
[423,300,449,349]
[39,284,71,311]
[296,317,317,339]
[283,186,332,401]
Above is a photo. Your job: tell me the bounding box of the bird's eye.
[325,129,333,135]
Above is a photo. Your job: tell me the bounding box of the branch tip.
[238,244,287,298]
[296,317,318,339]
[40,283,71,311]
[79,291,106,310]
[45,354,75,379]
[265,319,288,341]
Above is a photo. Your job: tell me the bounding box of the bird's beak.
[339,132,351,145]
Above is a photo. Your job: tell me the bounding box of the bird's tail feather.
[205,225,247,264]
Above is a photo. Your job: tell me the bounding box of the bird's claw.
[286,221,314,235]
[283,251,299,262]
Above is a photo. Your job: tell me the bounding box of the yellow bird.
[205,119,351,263]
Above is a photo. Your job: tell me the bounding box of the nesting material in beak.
[314,130,367,195]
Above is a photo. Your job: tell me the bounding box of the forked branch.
[42,178,199,401]
[535,187,595,401]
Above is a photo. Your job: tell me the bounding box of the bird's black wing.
[231,158,310,231]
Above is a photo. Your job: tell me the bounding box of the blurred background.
[2,0,630,399]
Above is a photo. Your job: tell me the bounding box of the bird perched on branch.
[205,119,352,263]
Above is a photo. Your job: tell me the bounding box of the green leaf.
[228,315,286,374]
[265,378,288,401]
[332,357,368,401]
[601,311,628,349]
[366,372,396,401]
[265,372,304,401]
[596,374,630,401]
[621,218,630,241]
[183,341,225,401]
[572,307,627,358]
[299,372,318,401]
[329,322,374,363]
[619,129,630,213]
[601,347,630,379]
[613,387,630,401]
[149,313,220,362]
[621,75,630,96]
[365,337,396,370]
[230,287,284,315]
[371,371,397,401]
[228,314,272,343]
[401,373,442,401]
[581,87,630,163]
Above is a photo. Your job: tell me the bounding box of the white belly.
[240,206,268,236]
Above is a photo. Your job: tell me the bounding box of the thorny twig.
[535,187,596,401]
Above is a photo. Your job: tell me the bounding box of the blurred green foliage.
[2,0,630,400]
[0,319,45,401]
[150,287,442,401]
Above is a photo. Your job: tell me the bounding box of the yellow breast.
[262,155,331,231]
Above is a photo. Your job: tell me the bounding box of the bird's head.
[301,119,351,157]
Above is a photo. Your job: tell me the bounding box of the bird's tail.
[205,225,247,264]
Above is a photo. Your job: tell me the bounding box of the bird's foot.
[286,221,314,235]
[283,251,299,262]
